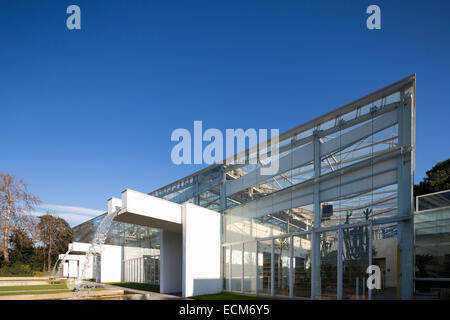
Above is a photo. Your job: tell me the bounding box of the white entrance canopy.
[114,189,182,232]
[110,189,222,298]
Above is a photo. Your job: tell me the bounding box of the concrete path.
[85,281,189,300]
[0,277,50,281]
[0,289,125,300]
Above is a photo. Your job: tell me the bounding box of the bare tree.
[14,213,41,253]
[0,172,40,261]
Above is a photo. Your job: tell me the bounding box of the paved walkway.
[84,281,189,300]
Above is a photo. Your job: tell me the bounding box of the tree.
[38,214,72,271]
[414,158,450,197]
[0,172,40,261]
[8,228,35,265]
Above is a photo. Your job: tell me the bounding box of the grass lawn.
[0,279,48,282]
[105,282,160,293]
[0,288,105,296]
[192,293,274,300]
[0,284,68,291]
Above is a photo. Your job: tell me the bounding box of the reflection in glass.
[231,244,242,291]
[342,226,370,300]
[223,246,230,291]
[258,240,272,295]
[243,242,257,293]
[274,237,290,296]
[320,231,338,299]
[293,234,312,298]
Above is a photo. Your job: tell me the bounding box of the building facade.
[66,75,419,299]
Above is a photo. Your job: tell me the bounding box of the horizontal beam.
[225,149,400,220]
[226,109,398,196]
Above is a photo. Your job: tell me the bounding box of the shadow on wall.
[191,278,222,297]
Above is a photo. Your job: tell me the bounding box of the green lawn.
[105,282,160,293]
[0,284,68,291]
[192,293,274,300]
[0,279,49,282]
[0,286,105,296]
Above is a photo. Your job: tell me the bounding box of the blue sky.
[0,1,449,226]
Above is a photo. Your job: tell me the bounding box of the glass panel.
[415,245,450,279]
[320,231,338,299]
[223,246,230,291]
[372,223,398,299]
[417,191,450,211]
[293,233,312,298]
[258,240,272,295]
[274,237,290,296]
[342,225,370,300]
[415,207,450,245]
[243,242,257,293]
[231,244,242,291]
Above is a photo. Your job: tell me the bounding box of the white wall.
[100,244,122,283]
[64,242,122,282]
[68,260,79,278]
[182,203,221,298]
[373,237,398,288]
[60,253,94,279]
[160,230,182,294]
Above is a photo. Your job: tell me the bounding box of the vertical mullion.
[289,235,294,298]
[255,241,259,295]
[369,223,373,300]
[241,243,244,293]
[337,228,343,300]
[271,238,275,297]
[229,246,232,292]
[312,133,321,300]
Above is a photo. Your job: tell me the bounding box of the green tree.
[38,214,72,271]
[8,228,35,265]
[414,158,450,197]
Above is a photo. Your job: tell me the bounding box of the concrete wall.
[100,244,122,283]
[373,237,398,288]
[160,230,182,294]
[60,253,94,279]
[63,242,122,282]
[182,203,221,298]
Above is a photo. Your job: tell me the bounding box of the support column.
[241,242,245,293]
[368,223,373,300]
[255,241,259,295]
[289,235,294,298]
[337,228,343,300]
[220,171,227,289]
[193,176,200,205]
[271,238,275,296]
[311,131,321,299]
[397,86,415,299]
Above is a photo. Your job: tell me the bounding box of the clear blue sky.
[1,1,449,226]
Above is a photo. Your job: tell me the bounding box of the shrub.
[0,262,34,275]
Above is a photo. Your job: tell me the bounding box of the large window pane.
[231,244,242,291]
[258,240,272,295]
[372,223,398,299]
[274,237,290,296]
[243,242,257,293]
[223,246,230,291]
[293,234,312,298]
[342,225,370,300]
[320,231,338,299]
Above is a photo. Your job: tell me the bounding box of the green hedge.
[0,263,34,275]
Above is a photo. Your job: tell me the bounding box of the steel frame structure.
[149,74,416,299]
